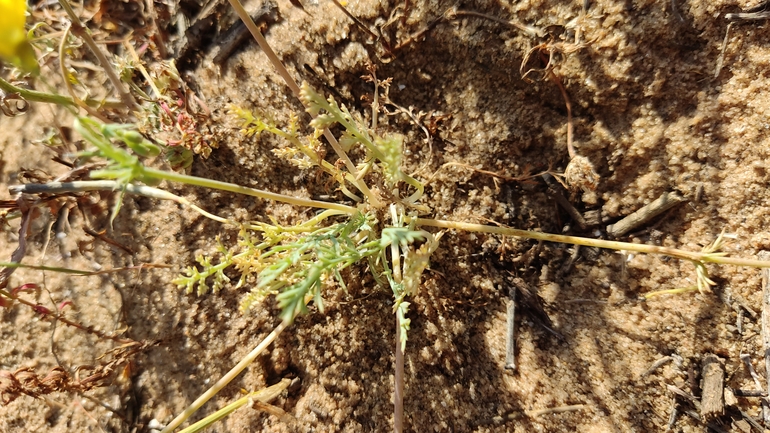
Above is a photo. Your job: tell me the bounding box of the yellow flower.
[0,0,39,74]
[0,0,28,58]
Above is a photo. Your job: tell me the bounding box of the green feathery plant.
[62,75,443,431]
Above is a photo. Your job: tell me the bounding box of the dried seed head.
[564,154,599,192]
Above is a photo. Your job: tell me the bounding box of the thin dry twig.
[666,394,678,430]
[0,198,32,289]
[760,250,770,426]
[520,39,586,81]
[641,354,680,378]
[726,1,770,21]
[666,384,731,433]
[377,87,435,177]
[330,0,380,42]
[424,161,546,189]
[606,192,685,238]
[740,353,770,425]
[389,7,543,55]
[446,8,544,38]
[714,23,733,78]
[732,389,768,397]
[143,0,167,58]
[725,291,758,334]
[394,318,404,433]
[504,280,516,371]
[58,24,111,123]
[1,286,137,344]
[83,227,135,255]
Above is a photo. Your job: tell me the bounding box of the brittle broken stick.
[725,0,770,21]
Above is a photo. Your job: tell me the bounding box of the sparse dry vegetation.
[3,0,770,431]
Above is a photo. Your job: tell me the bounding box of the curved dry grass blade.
[160,321,289,433]
[177,379,291,433]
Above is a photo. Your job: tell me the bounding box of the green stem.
[400,172,424,204]
[0,76,75,106]
[142,167,358,214]
[413,218,770,268]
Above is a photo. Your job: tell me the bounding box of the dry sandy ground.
[2,0,770,431]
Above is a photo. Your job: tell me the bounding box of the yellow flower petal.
[0,0,27,57]
[0,0,38,74]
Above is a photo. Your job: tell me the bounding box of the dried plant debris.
[700,354,725,421]
[0,341,155,405]
[726,0,770,21]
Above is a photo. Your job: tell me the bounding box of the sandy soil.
[2,0,770,431]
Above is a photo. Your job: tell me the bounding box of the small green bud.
[116,129,161,157]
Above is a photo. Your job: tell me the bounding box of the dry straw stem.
[9,180,236,225]
[160,321,289,433]
[447,9,544,38]
[412,218,770,269]
[58,24,111,122]
[57,0,138,111]
[12,181,770,269]
[176,378,291,433]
